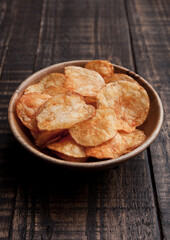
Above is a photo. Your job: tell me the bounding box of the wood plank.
[0,0,18,74]
[0,0,43,238]
[8,0,161,239]
[125,0,170,239]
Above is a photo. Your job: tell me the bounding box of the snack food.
[36,92,95,131]
[85,60,114,84]
[106,73,137,84]
[47,135,87,162]
[25,73,66,94]
[97,81,150,128]
[86,133,127,159]
[119,129,146,153]
[69,109,119,146]
[16,93,51,130]
[64,66,105,97]
[16,60,150,162]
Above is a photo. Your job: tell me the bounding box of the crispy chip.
[86,133,127,159]
[105,73,137,84]
[25,73,66,94]
[119,129,146,152]
[43,86,66,96]
[35,130,63,147]
[85,60,114,82]
[56,153,87,162]
[36,92,95,131]
[64,66,105,97]
[47,135,87,159]
[30,130,39,139]
[97,81,150,128]
[16,93,51,130]
[69,109,122,146]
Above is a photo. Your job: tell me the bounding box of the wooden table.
[0,0,169,239]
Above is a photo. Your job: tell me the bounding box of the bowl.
[8,60,163,170]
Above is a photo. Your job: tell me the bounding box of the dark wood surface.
[0,0,169,239]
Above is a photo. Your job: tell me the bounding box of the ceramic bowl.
[8,60,164,170]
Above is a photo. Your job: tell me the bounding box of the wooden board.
[0,0,169,239]
[126,0,170,238]
[0,0,43,238]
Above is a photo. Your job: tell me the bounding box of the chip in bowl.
[47,135,87,162]
[97,81,150,128]
[86,132,127,159]
[16,93,51,131]
[25,73,66,94]
[64,66,105,97]
[36,92,95,131]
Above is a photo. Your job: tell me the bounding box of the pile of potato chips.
[16,60,150,162]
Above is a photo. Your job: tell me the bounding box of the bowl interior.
[8,60,163,170]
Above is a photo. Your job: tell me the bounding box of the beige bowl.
[8,60,163,170]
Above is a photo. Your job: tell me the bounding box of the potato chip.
[36,92,95,131]
[119,129,146,152]
[69,109,122,146]
[16,93,51,130]
[97,81,150,128]
[35,129,63,147]
[47,135,87,159]
[56,153,87,162]
[25,73,66,94]
[30,130,39,139]
[43,86,66,96]
[105,73,137,84]
[86,133,127,159]
[85,60,114,83]
[64,66,105,97]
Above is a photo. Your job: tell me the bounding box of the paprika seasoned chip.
[25,73,66,94]
[105,73,137,84]
[16,93,51,130]
[47,135,87,159]
[56,153,87,162]
[85,60,114,84]
[97,81,150,129]
[119,129,146,153]
[64,66,105,97]
[86,133,127,159]
[36,92,95,131]
[69,109,121,147]
[43,86,66,96]
[35,130,63,147]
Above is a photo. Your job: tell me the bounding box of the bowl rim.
[8,60,164,170]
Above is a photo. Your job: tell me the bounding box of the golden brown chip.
[43,86,66,96]
[85,60,114,82]
[105,73,137,84]
[97,81,150,129]
[86,133,127,159]
[69,109,122,147]
[16,93,51,130]
[30,130,39,139]
[64,66,105,97]
[25,73,66,94]
[35,130,63,147]
[56,153,87,162]
[47,135,87,159]
[119,129,146,152]
[36,92,95,131]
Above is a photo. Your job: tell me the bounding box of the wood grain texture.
[0,0,43,238]
[0,0,169,239]
[7,0,161,239]
[125,0,170,238]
